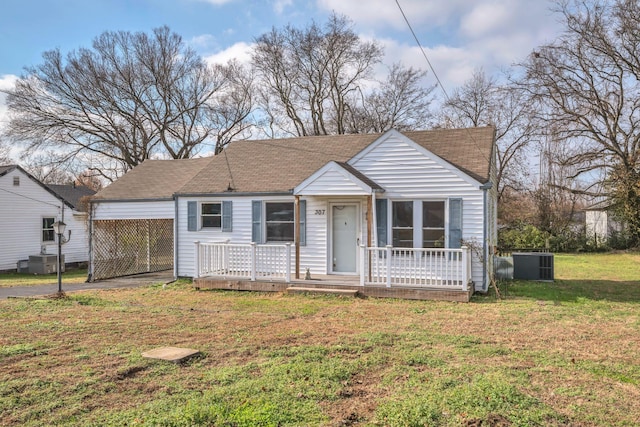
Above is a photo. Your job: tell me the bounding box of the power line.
[394,0,493,169]
[395,0,451,104]
[0,186,62,208]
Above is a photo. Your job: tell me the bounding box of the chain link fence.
[91,219,173,280]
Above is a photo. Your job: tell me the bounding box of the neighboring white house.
[0,165,95,272]
[585,201,623,245]
[90,127,497,298]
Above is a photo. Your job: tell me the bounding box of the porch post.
[359,244,366,286]
[385,245,392,288]
[250,242,257,281]
[294,195,300,279]
[285,243,292,283]
[367,195,373,282]
[461,245,469,291]
[194,241,200,279]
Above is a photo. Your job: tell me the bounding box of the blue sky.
[0,0,563,128]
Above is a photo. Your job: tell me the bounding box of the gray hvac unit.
[28,255,65,275]
[512,253,554,281]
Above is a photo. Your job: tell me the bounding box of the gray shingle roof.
[93,127,495,200]
[47,184,96,211]
[0,165,17,176]
[92,157,215,201]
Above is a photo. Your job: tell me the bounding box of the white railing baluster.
[195,242,469,290]
[285,243,291,283]
[358,246,467,290]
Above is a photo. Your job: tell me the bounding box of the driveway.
[0,271,175,299]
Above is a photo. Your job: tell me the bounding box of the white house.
[0,165,95,272]
[90,127,497,300]
[585,200,623,246]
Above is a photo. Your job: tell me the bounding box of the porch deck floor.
[193,273,473,302]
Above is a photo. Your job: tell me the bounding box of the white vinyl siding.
[176,195,361,278]
[298,169,371,195]
[350,132,486,290]
[0,169,90,271]
[92,200,175,220]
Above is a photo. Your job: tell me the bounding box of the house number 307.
[314,209,326,215]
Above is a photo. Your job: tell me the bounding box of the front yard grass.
[1,253,639,426]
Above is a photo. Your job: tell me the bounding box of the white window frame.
[264,201,295,243]
[388,199,449,249]
[201,202,222,229]
[422,200,446,248]
[42,217,55,242]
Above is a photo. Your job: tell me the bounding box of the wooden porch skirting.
[193,277,473,303]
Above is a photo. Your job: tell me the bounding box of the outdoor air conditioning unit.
[512,253,554,281]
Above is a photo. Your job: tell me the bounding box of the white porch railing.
[194,241,471,291]
[360,245,471,291]
[194,240,292,282]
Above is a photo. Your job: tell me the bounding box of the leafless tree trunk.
[517,0,640,245]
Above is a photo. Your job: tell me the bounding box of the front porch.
[193,241,474,302]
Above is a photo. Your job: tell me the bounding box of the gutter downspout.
[480,182,493,292]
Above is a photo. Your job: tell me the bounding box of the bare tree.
[517,0,640,245]
[0,141,11,165]
[75,170,104,191]
[2,26,249,180]
[208,60,256,154]
[252,13,384,136]
[439,69,535,201]
[345,64,435,133]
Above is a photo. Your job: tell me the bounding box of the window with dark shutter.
[251,200,263,243]
[448,198,463,249]
[376,199,387,247]
[187,201,197,231]
[423,201,445,248]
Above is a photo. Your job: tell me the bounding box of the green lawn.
[0,269,88,288]
[1,253,639,426]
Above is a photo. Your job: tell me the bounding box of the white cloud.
[460,2,512,38]
[317,0,562,93]
[317,0,469,30]
[189,34,216,49]
[273,0,293,15]
[203,41,254,65]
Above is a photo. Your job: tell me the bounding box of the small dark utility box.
[512,253,554,281]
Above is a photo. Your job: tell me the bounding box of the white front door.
[331,204,358,274]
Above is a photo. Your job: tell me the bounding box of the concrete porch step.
[286,286,359,297]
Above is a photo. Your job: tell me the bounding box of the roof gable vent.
[13,176,19,186]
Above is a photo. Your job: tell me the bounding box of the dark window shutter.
[187,201,197,231]
[299,199,307,246]
[222,201,232,232]
[252,200,262,243]
[376,198,388,247]
[448,198,463,248]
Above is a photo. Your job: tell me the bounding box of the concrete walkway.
[0,271,175,299]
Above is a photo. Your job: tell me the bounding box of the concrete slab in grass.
[142,347,200,363]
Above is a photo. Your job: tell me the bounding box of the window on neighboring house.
[392,201,413,248]
[42,217,55,242]
[422,201,445,248]
[201,203,222,228]
[265,202,294,242]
